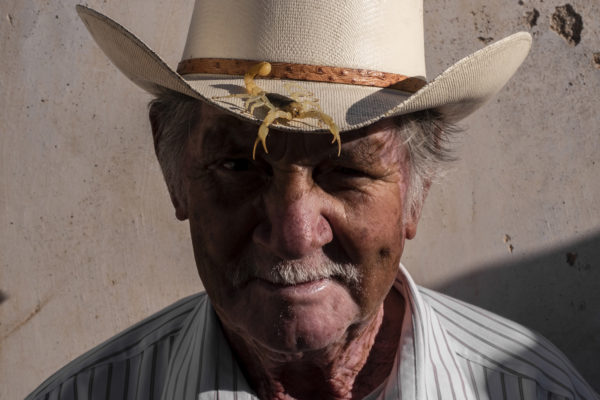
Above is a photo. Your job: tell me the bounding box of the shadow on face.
[166,103,423,353]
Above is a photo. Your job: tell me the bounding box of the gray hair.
[390,110,460,214]
[148,90,460,211]
[149,90,203,202]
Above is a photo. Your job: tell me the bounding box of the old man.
[28,1,598,399]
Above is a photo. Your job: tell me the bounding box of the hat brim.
[76,5,531,132]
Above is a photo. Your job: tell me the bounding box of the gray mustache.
[231,258,361,288]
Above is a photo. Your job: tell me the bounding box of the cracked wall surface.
[1,0,599,397]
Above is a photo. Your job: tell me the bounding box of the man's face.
[175,104,422,353]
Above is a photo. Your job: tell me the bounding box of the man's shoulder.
[417,286,598,399]
[26,292,208,400]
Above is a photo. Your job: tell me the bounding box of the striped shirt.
[26,264,598,399]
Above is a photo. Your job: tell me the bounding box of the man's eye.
[314,164,374,192]
[319,165,371,179]
[220,159,252,171]
[330,166,369,178]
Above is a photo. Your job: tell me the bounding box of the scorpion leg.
[299,110,341,156]
[212,92,252,101]
[283,82,315,99]
[248,94,276,115]
[253,110,292,159]
[246,98,265,114]
[300,100,323,111]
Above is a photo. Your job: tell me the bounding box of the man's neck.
[352,288,405,399]
[225,290,405,400]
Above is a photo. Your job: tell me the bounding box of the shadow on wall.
[436,231,600,392]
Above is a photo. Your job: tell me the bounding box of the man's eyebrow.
[199,115,258,155]
[339,134,391,165]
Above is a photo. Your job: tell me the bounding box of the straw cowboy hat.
[76,0,532,135]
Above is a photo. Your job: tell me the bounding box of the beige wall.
[1,0,598,398]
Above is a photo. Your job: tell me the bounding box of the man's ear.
[168,181,188,221]
[404,179,431,240]
[149,105,188,221]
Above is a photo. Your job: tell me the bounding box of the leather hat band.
[177,58,427,93]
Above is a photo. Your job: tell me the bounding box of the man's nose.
[252,170,333,260]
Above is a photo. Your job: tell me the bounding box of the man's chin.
[225,278,362,353]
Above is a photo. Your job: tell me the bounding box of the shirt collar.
[387,263,477,400]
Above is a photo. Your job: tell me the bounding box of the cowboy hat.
[76,1,531,133]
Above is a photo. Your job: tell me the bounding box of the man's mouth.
[254,277,332,296]
[231,258,361,289]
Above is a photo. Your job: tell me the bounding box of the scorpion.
[214,62,341,159]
